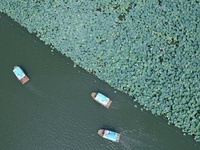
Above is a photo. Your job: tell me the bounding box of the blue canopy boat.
[98,129,120,143]
[13,66,29,84]
[91,92,112,108]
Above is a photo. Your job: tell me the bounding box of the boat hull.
[13,66,29,84]
[98,129,120,143]
[91,92,112,108]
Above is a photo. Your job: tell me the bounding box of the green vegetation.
[1,0,199,141]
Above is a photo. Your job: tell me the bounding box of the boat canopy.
[13,67,25,80]
[95,93,109,106]
[103,130,118,142]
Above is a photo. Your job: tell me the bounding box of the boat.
[13,66,29,84]
[98,129,120,143]
[91,92,112,108]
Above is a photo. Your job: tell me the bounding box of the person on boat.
[103,101,107,105]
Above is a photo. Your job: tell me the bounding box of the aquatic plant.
[1,0,199,141]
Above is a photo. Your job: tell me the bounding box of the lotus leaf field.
[1,0,199,141]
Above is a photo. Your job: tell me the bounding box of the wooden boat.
[13,66,29,84]
[98,129,120,143]
[91,92,112,108]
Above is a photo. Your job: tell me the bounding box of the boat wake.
[120,136,147,149]
[25,84,53,99]
[109,101,128,110]
[109,99,134,110]
[119,129,148,149]
[120,140,132,150]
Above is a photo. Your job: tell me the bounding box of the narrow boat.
[98,129,120,143]
[13,66,29,84]
[91,92,112,108]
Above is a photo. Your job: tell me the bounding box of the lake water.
[0,13,199,150]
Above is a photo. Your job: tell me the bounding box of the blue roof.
[103,130,118,142]
[95,93,109,106]
[13,67,25,80]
